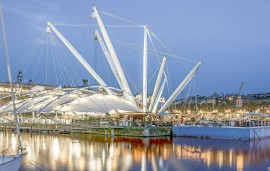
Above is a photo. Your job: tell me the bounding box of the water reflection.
[0,131,269,171]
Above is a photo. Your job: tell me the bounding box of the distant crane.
[236,82,244,108]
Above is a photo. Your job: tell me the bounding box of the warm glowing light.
[217,150,224,168]
[72,142,81,157]
[236,153,244,171]
[52,138,59,160]
[11,134,16,152]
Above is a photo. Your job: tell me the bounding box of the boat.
[0,155,23,171]
[0,6,23,171]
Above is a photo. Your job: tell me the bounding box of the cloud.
[2,0,62,33]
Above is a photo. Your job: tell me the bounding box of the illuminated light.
[11,134,16,152]
[141,152,146,171]
[72,142,81,157]
[106,158,113,171]
[229,150,233,168]
[89,158,97,171]
[236,153,244,171]
[133,149,142,163]
[26,145,32,158]
[52,138,59,160]
[43,142,46,150]
[122,152,133,171]
[151,152,158,171]
[109,143,114,158]
[175,145,182,159]
[163,148,168,160]
[96,158,102,171]
[206,150,211,168]
[90,144,94,158]
[217,150,224,168]
[78,157,86,171]
[102,148,105,165]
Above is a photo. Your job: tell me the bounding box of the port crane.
[236,82,244,107]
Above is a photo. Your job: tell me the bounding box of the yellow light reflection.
[11,133,17,152]
[217,150,224,168]
[236,153,244,171]
[52,138,59,160]
[72,142,81,157]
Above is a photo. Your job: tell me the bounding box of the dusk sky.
[0,0,270,96]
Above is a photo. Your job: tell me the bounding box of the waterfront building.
[17,69,23,84]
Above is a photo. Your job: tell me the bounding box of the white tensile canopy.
[0,87,141,116]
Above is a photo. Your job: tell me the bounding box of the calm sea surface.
[0,131,270,171]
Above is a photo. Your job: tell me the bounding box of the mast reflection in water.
[0,131,269,171]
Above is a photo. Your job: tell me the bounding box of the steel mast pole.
[149,56,166,112]
[158,61,201,113]
[143,26,148,112]
[91,6,134,103]
[95,30,124,91]
[152,77,167,113]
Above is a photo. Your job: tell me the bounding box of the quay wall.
[0,125,172,137]
[173,126,270,140]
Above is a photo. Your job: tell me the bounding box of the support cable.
[99,10,143,27]
[49,34,59,85]
[51,35,68,86]
[21,39,43,74]
[55,36,82,86]
[11,33,47,80]
[121,63,139,95]
[54,23,142,28]
[113,39,197,63]
[52,36,74,86]
[32,40,44,82]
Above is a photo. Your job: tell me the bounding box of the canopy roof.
[0,87,142,116]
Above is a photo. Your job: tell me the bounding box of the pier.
[173,125,270,140]
[0,123,172,137]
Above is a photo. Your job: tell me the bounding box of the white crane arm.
[158,61,201,113]
[47,21,113,95]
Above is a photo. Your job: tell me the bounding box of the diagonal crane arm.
[95,30,124,91]
[158,61,201,113]
[237,82,244,96]
[91,6,134,104]
[46,21,113,95]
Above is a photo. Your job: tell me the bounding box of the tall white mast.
[149,56,166,112]
[143,26,148,112]
[91,6,134,103]
[0,7,23,152]
[95,30,124,91]
[46,22,113,95]
[152,77,167,113]
[158,61,201,113]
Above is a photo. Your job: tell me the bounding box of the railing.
[179,120,270,127]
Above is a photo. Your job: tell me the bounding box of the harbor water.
[0,131,269,171]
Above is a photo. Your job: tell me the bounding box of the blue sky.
[0,0,270,96]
